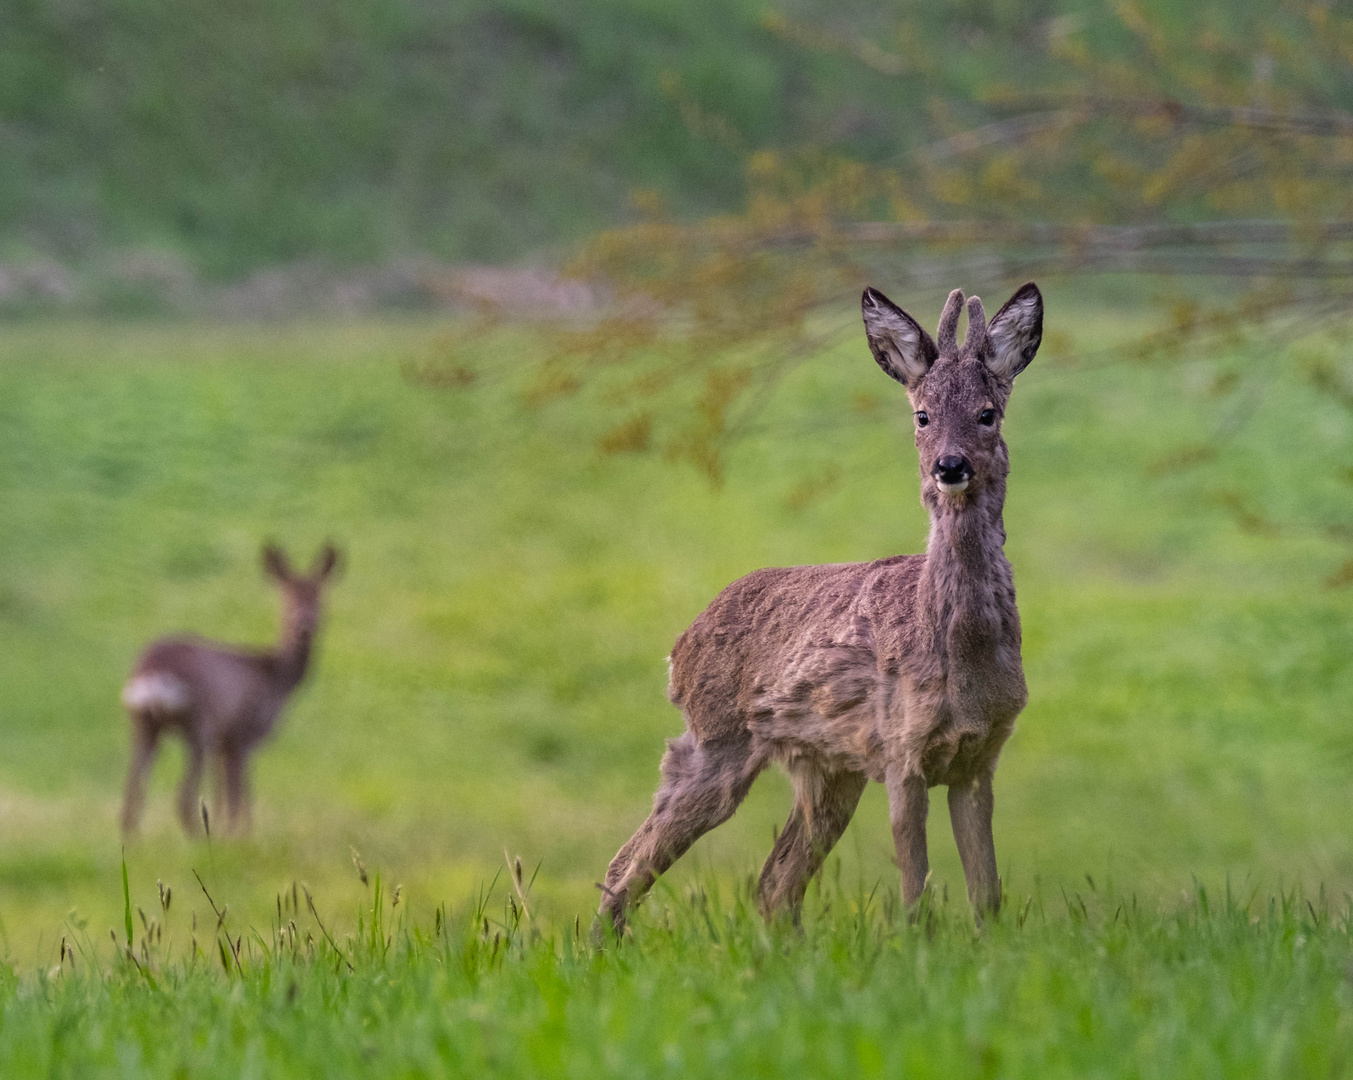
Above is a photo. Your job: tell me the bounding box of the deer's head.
[861,283,1042,508]
[262,542,342,642]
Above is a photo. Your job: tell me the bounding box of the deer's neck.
[917,469,1011,652]
[272,624,315,692]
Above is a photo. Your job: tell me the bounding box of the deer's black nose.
[934,455,971,485]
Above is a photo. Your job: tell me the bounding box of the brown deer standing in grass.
[120,543,341,837]
[598,283,1043,932]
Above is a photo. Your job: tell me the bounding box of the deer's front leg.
[885,763,930,905]
[948,770,1000,919]
[222,747,251,835]
[177,741,206,836]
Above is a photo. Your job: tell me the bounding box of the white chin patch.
[936,479,969,494]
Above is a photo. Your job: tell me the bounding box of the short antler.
[965,295,988,354]
[936,288,965,354]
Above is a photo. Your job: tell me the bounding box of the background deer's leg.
[598,732,763,934]
[222,745,250,835]
[948,771,1000,918]
[120,721,159,835]
[886,763,930,905]
[210,753,227,829]
[176,739,206,836]
[757,770,867,921]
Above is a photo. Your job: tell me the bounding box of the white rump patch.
[122,673,190,714]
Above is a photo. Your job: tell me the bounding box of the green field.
[0,293,1351,1071]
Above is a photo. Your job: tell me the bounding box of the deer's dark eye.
[979,409,996,426]
[915,411,929,427]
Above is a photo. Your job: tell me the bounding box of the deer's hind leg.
[120,719,161,836]
[757,767,867,921]
[599,731,764,935]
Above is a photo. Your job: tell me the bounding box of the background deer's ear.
[861,287,938,386]
[261,543,293,582]
[312,543,342,582]
[986,282,1043,380]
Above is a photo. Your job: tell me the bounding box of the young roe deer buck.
[599,283,1043,931]
[120,543,341,837]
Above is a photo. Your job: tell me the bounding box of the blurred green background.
[0,0,1351,964]
[7,0,1300,291]
[0,0,1056,277]
[0,302,1350,960]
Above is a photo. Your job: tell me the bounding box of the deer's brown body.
[120,544,340,836]
[600,283,1043,931]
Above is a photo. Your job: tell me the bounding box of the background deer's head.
[262,542,342,645]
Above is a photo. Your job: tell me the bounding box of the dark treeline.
[0,0,947,275]
[4,0,1285,279]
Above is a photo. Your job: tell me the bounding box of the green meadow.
[0,293,1351,1073]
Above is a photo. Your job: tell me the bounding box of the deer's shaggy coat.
[600,283,1043,931]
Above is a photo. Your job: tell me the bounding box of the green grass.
[5,876,1352,1076]
[0,294,1351,1070]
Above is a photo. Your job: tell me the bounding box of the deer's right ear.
[986,282,1043,380]
[861,287,938,386]
[261,544,292,582]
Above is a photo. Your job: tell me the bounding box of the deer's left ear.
[985,282,1043,380]
[313,543,342,581]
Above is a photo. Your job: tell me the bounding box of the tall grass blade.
[121,850,133,952]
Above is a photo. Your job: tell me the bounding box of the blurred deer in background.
[120,543,341,837]
[599,283,1042,933]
